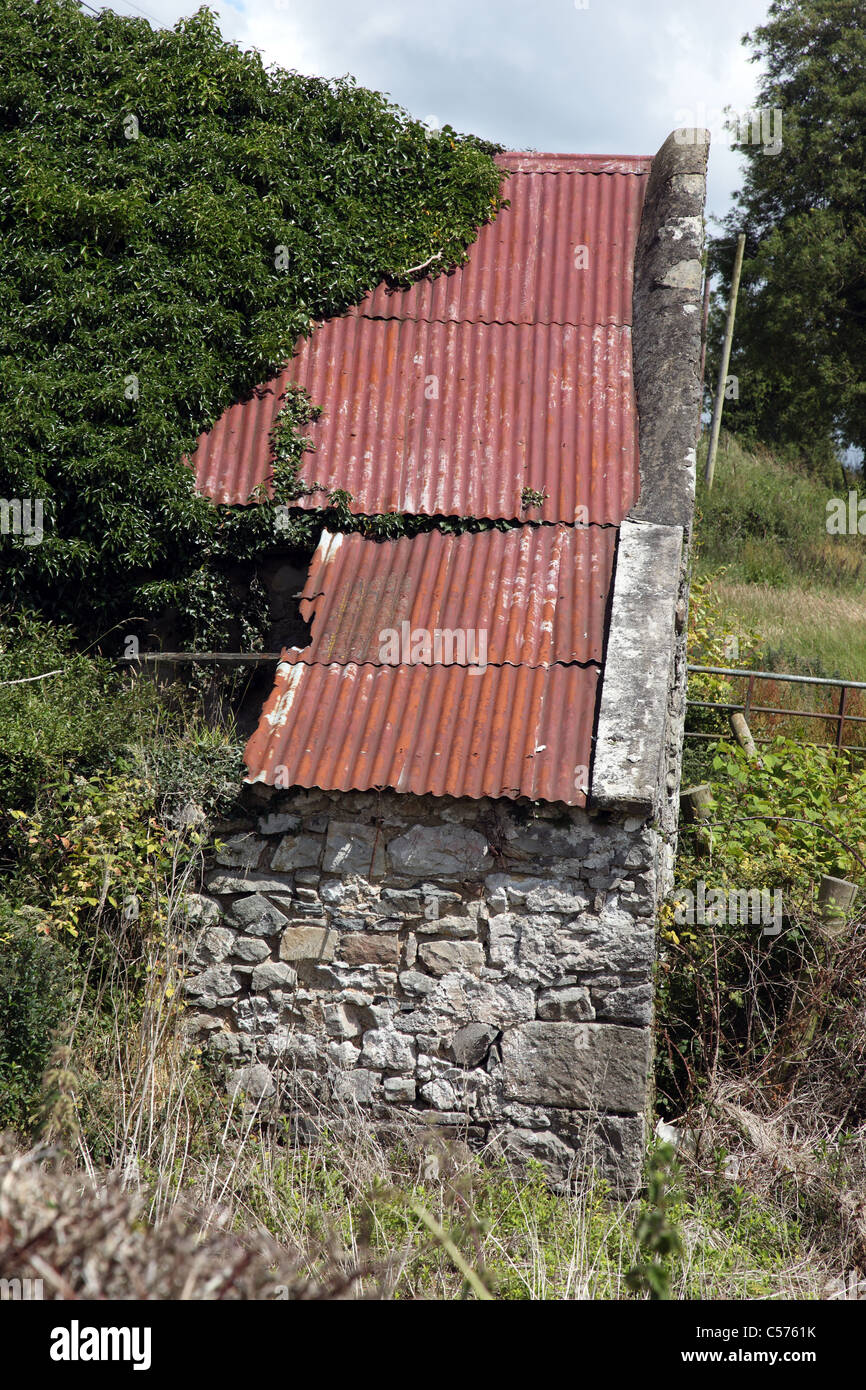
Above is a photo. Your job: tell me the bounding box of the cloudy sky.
[97,0,773,225]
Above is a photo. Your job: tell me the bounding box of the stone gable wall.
[184,788,662,1190]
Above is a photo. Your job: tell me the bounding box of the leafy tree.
[709,0,866,474]
[0,0,503,646]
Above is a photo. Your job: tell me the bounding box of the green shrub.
[0,904,73,1130]
[659,737,866,1114]
[0,607,164,812]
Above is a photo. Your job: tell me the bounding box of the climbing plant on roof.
[0,0,504,646]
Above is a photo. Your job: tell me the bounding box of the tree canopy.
[710,0,866,470]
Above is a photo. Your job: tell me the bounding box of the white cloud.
[100,0,773,220]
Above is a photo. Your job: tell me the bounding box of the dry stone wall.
[184,788,664,1190]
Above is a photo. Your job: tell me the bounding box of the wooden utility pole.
[704,232,746,491]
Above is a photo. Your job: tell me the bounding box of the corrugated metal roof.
[244,659,599,806]
[226,147,654,805]
[293,525,616,667]
[349,154,648,326]
[190,150,647,521]
[282,318,637,523]
[243,523,609,804]
[192,320,638,521]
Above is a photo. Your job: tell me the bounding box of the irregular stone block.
[183,894,222,929]
[323,821,386,877]
[295,867,320,885]
[228,1063,275,1100]
[421,887,462,917]
[589,1113,645,1193]
[420,1078,456,1110]
[449,1022,497,1068]
[258,812,301,836]
[323,1003,363,1039]
[235,997,280,1034]
[327,1040,361,1070]
[359,1028,416,1073]
[270,833,322,871]
[388,825,489,878]
[273,896,324,918]
[524,881,590,914]
[593,982,653,1026]
[381,889,423,915]
[554,913,654,975]
[251,960,298,992]
[215,834,264,869]
[190,925,234,966]
[207,1032,244,1059]
[231,936,271,963]
[185,966,241,998]
[505,823,590,860]
[487,913,519,969]
[340,933,400,966]
[398,970,438,997]
[207,873,291,895]
[268,1030,320,1066]
[515,915,561,985]
[225,893,290,937]
[319,878,363,907]
[186,1013,223,1035]
[279,925,338,962]
[435,976,535,1027]
[415,915,477,939]
[537,987,595,1022]
[417,940,484,977]
[333,1068,380,1105]
[498,1127,575,1179]
[501,1022,651,1112]
[384,1076,416,1102]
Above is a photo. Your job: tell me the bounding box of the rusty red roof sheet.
[244,659,599,805]
[243,523,610,804]
[192,320,638,521]
[293,524,616,667]
[190,151,648,521]
[278,319,636,523]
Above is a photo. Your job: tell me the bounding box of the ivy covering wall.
[0,0,504,645]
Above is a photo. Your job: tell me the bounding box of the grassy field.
[691,433,866,755]
[694,432,866,679]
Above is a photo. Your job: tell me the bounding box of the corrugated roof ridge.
[278,654,605,672]
[499,169,651,174]
[351,315,622,326]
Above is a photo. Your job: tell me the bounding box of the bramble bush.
[682,566,762,785]
[659,735,866,1115]
[0,609,244,1137]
